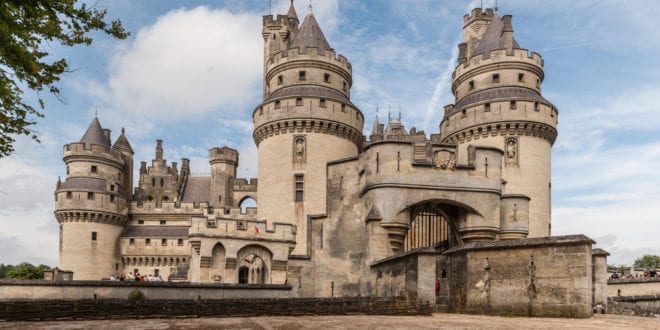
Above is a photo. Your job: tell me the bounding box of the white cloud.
[94,6,263,122]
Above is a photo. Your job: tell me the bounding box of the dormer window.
[492,74,500,83]
[110,184,115,191]
[298,71,306,80]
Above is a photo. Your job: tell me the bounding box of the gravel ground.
[1,313,658,330]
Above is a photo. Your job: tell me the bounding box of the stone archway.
[236,244,272,284]
[400,201,466,252]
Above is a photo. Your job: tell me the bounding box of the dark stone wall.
[607,295,660,317]
[0,297,433,321]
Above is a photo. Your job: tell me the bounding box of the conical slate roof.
[290,12,332,53]
[287,0,299,21]
[112,128,134,154]
[473,14,520,56]
[80,117,110,147]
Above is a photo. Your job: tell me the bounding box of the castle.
[54,3,608,316]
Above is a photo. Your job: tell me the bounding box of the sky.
[0,0,658,267]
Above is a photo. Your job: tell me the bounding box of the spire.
[287,0,299,21]
[112,127,134,154]
[80,117,111,147]
[472,14,520,56]
[290,5,332,53]
[371,114,381,136]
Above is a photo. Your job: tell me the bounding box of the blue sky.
[0,0,658,266]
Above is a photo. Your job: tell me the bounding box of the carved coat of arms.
[433,150,456,170]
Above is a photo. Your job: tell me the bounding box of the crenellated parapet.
[190,216,296,243]
[234,178,258,191]
[63,142,125,169]
[209,147,238,165]
[54,210,128,226]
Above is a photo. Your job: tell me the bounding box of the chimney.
[502,15,514,53]
[155,139,163,160]
[103,129,111,142]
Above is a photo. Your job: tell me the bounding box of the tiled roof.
[120,226,189,238]
[112,129,134,154]
[473,14,520,57]
[180,176,210,203]
[266,85,352,105]
[452,87,552,114]
[290,12,332,53]
[80,117,111,147]
[57,177,128,198]
[59,177,107,191]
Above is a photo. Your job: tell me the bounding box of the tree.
[0,0,129,157]
[633,255,660,269]
[5,262,50,280]
[0,263,16,278]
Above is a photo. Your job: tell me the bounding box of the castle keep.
[54,3,608,317]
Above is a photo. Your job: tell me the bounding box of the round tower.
[439,8,558,238]
[54,117,130,280]
[255,3,364,254]
[209,146,238,208]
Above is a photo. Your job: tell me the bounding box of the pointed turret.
[290,8,332,53]
[80,117,111,147]
[472,14,520,56]
[112,128,134,154]
[287,0,299,26]
[369,114,383,142]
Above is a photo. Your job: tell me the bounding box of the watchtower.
[209,146,238,208]
[54,117,131,280]
[439,9,558,237]
[253,1,364,254]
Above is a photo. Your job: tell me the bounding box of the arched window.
[239,197,257,214]
[238,267,249,284]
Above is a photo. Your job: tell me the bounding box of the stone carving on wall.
[293,135,306,164]
[505,137,519,166]
[433,149,456,170]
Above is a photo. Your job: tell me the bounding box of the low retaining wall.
[607,295,660,318]
[0,297,433,321]
[0,280,292,300]
[607,278,660,297]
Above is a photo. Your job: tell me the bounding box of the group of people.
[107,272,165,282]
[610,268,657,279]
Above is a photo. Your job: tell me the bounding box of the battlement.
[234,178,258,191]
[454,48,543,81]
[191,216,296,242]
[463,7,495,24]
[209,147,238,164]
[63,143,125,165]
[266,47,352,74]
[130,201,210,215]
[262,14,290,27]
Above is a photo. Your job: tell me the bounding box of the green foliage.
[0,0,129,157]
[127,289,145,300]
[4,262,50,279]
[607,264,626,273]
[0,263,17,278]
[633,255,660,269]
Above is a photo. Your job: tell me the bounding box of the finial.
[376,97,379,115]
[308,0,312,14]
[95,107,98,117]
[495,0,499,12]
[121,127,125,135]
